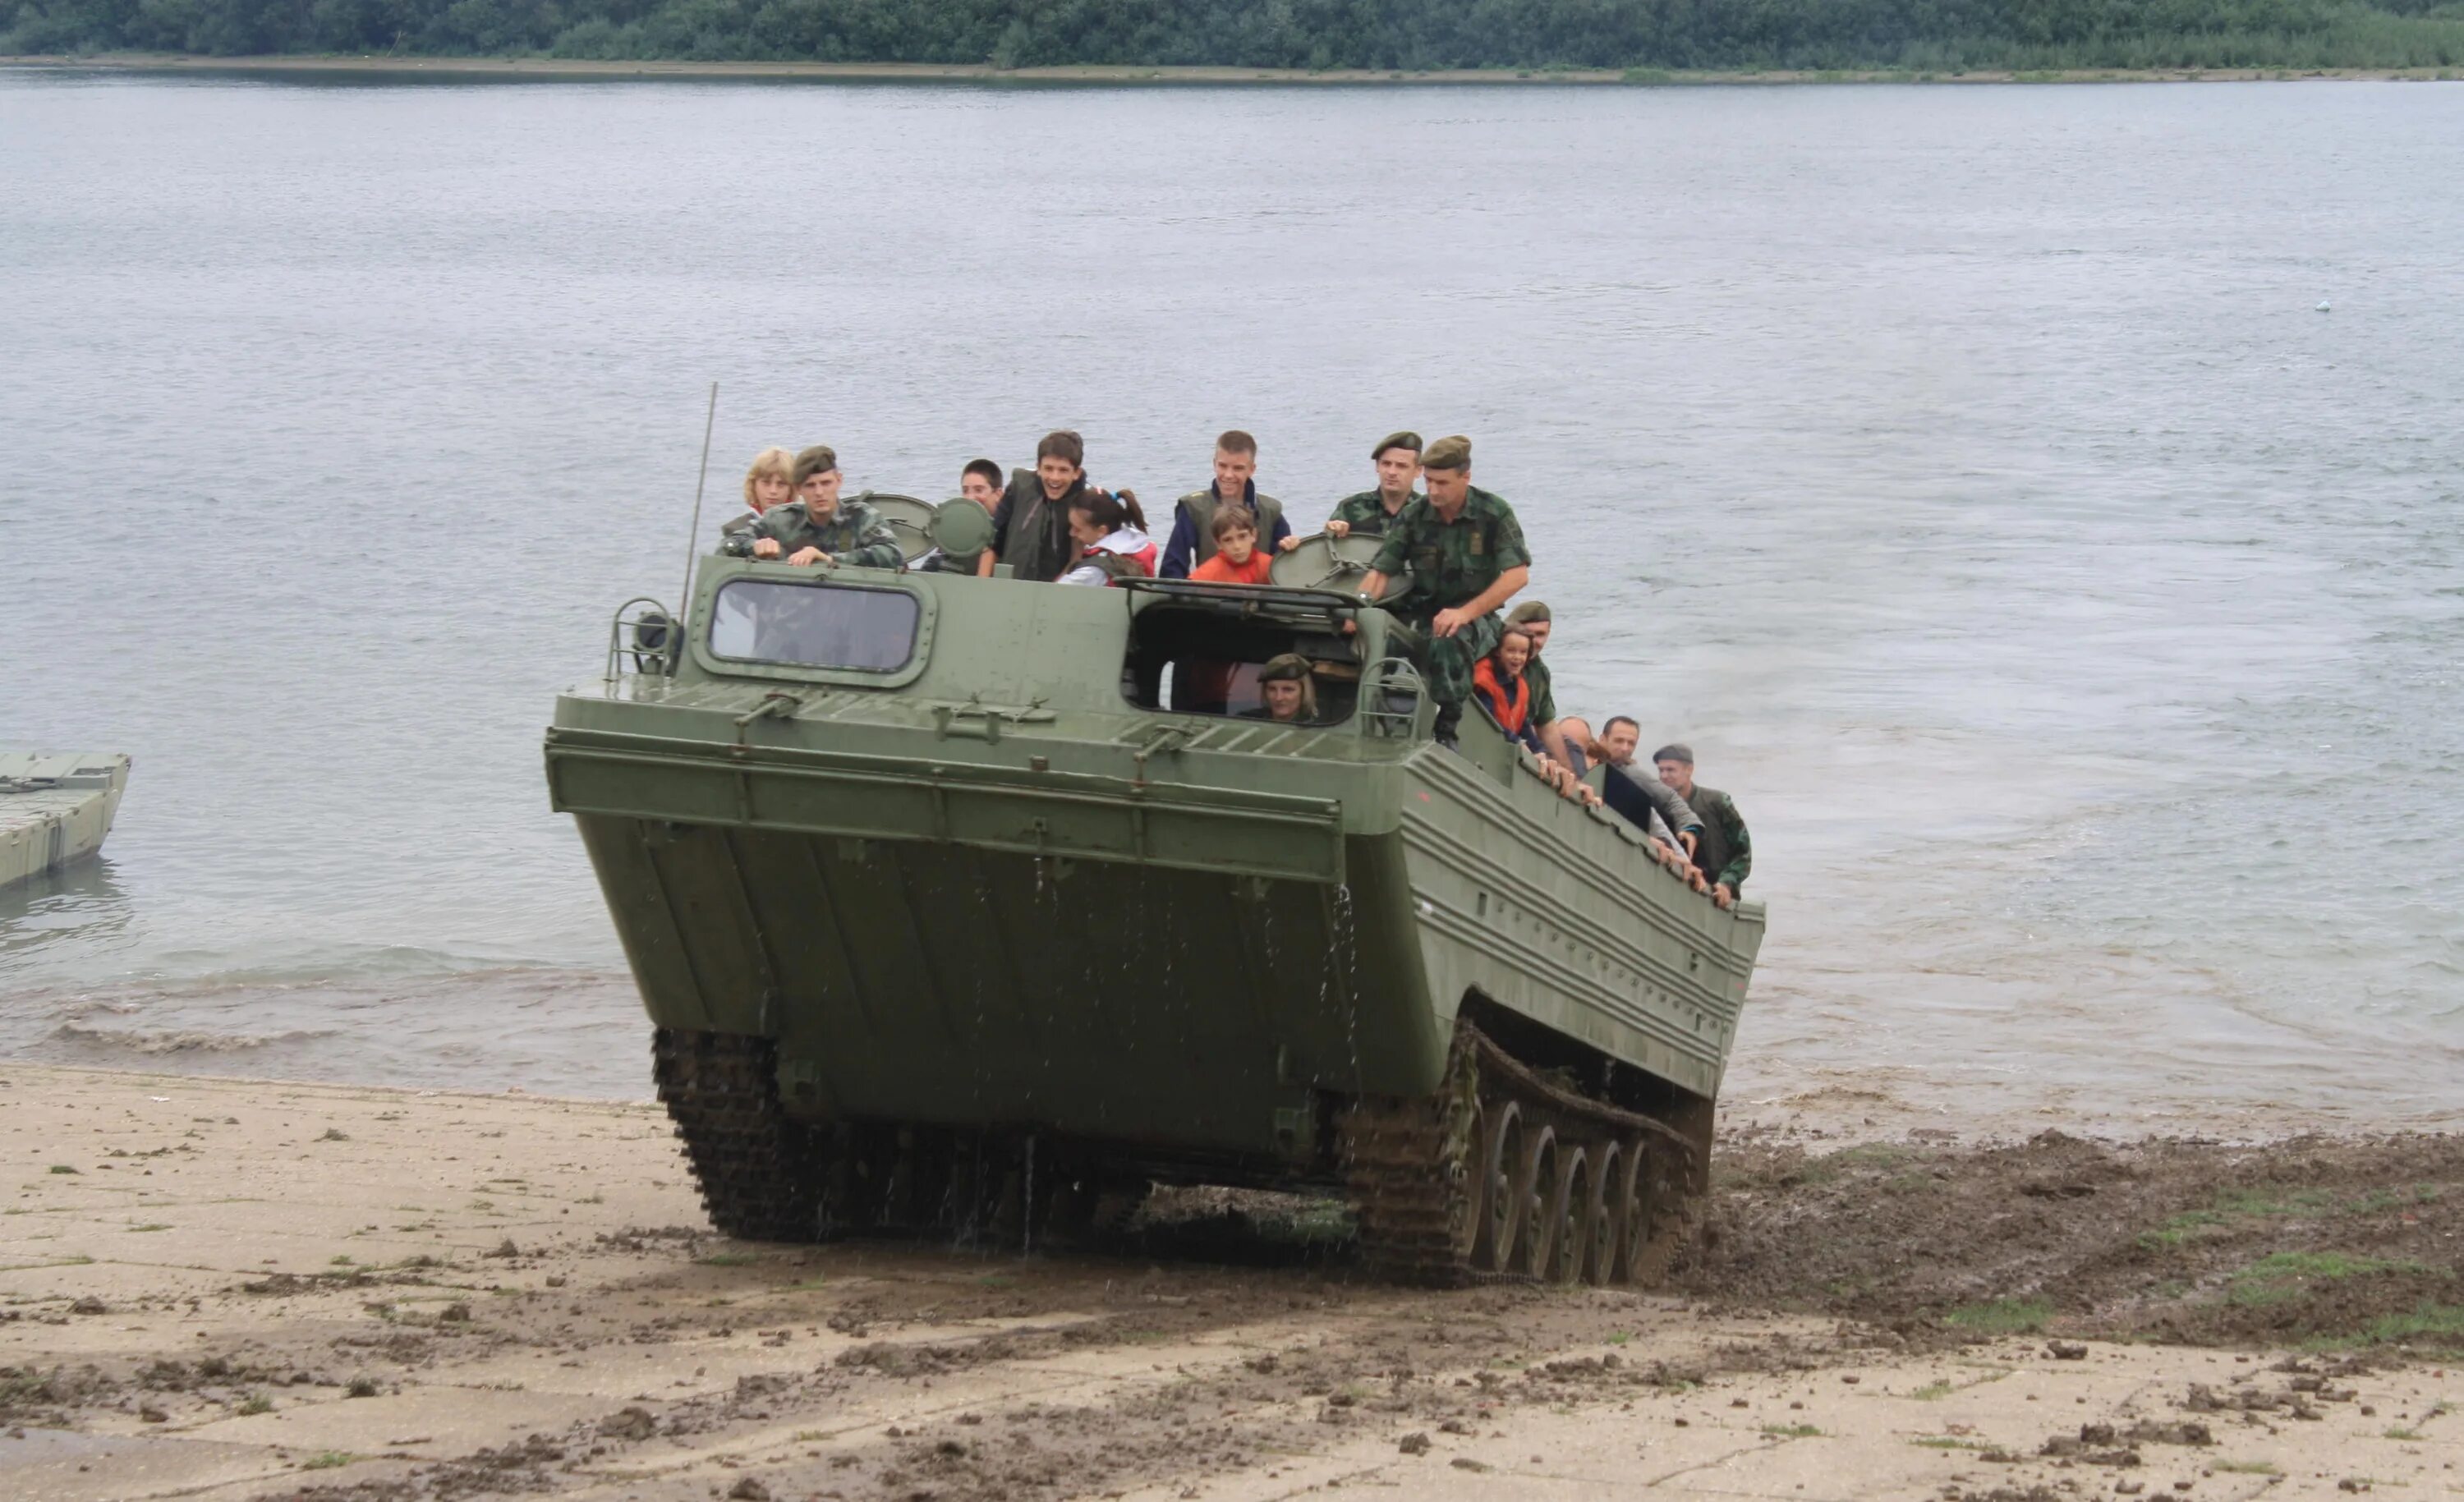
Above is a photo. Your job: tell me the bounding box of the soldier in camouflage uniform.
[1653,742,1753,910]
[1359,435,1532,745]
[1324,430,1424,540]
[750,445,905,572]
[1506,600,1569,765]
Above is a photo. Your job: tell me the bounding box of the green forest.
[7,0,2463,72]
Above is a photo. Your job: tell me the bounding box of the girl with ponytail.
[1055,486,1159,586]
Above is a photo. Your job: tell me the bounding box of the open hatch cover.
[1269,531,1413,604]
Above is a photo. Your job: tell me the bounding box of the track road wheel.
[1581,1141,1622,1286]
[944,1145,986,1244]
[1091,1183,1151,1239]
[1470,1101,1524,1274]
[1546,1146,1593,1285]
[881,1128,921,1228]
[1511,1128,1559,1279]
[1612,1137,1656,1285]
[989,1165,1027,1248]
[1044,1176,1101,1246]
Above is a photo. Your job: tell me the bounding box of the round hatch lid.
[860,492,941,563]
[1268,531,1413,604]
[930,497,996,560]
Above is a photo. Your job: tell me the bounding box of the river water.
[2,71,2458,1135]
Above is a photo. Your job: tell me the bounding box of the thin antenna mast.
[678,380,719,618]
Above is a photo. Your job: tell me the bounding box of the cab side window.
[1120,606,1358,725]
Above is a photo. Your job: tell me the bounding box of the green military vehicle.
[546,523,1764,1285]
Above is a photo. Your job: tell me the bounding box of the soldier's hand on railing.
[788,547,830,567]
[1324,519,1350,540]
[1277,534,1303,553]
[1712,882,1735,910]
[752,538,783,559]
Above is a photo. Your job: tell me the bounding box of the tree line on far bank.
[7,0,2462,72]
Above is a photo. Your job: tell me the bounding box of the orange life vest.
[1472,658,1531,735]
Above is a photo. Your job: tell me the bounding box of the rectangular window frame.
[1117,598,1358,728]
[693,568,935,689]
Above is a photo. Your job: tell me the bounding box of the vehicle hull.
[549,560,1762,1268]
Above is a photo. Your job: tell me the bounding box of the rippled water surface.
[3,72,2458,1131]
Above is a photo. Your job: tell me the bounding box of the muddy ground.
[1684,1127,2464,1352]
[2,1067,2459,1502]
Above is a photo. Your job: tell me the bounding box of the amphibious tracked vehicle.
[547,526,1764,1284]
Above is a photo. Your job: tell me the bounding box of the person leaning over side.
[1472,625,1548,757]
[1506,600,1576,768]
[1473,627,1587,798]
[1323,431,1424,540]
[749,445,903,570]
[981,430,1095,583]
[720,446,795,539]
[1554,715,1595,777]
[1357,435,1531,746]
[1597,716,1709,888]
[1656,743,1752,909]
[1160,429,1299,578]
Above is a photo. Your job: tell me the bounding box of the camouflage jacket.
[750,498,903,571]
[1685,784,1753,892]
[1366,486,1532,622]
[1523,653,1557,725]
[1326,488,1419,539]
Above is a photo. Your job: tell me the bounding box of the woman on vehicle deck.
[1242,653,1318,723]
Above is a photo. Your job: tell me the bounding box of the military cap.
[1372,430,1424,460]
[1257,654,1312,682]
[1420,434,1472,471]
[792,445,839,487]
[1506,600,1551,626]
[1652,742,1696,766]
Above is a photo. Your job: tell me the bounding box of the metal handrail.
[1358,655,1427,739]
[605,596,678,684]
[1116,576,1370,621]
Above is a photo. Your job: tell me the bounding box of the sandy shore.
[3,1063,2458,1502]
[4,54,2461,85]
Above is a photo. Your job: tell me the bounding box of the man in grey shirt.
[1597,716,1708,889]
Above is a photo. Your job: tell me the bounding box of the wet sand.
[6,1063,2460,1501]
[3,54,2460,85]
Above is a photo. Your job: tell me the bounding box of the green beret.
[1421,434,1471,471]
[1372,430,1423,461]
[1652,742,1695,766]
[792,445,839,487]
[1506,601,1551,626]
[1257,654,1312,683]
